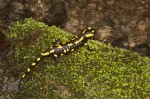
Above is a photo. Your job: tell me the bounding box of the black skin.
[18,27,96,90]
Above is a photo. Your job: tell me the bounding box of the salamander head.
[82,27,96,39]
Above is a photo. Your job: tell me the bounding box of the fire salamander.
[19,27,96,89]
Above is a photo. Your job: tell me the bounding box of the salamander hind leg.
[52,38,61,46]
[18,75,29,90]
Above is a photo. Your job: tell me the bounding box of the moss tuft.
[9,18,150,98]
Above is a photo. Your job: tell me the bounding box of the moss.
[9,18,150,98]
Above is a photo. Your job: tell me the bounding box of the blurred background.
[0,0,150,56]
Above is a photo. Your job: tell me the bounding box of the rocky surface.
[0,0,150,56]
[65,0,150,56]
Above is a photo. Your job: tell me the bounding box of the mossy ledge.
[9,18,150,98]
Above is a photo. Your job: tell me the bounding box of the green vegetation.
[10,18,150,98]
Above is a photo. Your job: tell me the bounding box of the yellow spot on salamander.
[75,35,78,38]
[67,49,69,52]
[50,49,55,53]
[27,68,30,72]
[22,74,25,78]
[41,52,50,56]
[71,49,74,52]
[57,45,62,48]
[88,27,91,30]
[31,62,36,66]
[84,43,87,46]
[82,29,87,34]
[37,58,41,61]
[54,54,57,57]
[71,38,76,40]
[62,41,66,44]
[75,41,80,44]
[61,53,63,56]
[68,43,73,46]
[92,30,95,33]
[67,40,70,42]
[85,34,94,38]
[64,49,67,53]
[79,37,83,42]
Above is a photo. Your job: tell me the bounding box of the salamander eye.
[82,27,96,34]
[84,27,96,38]
[88,27,92,30]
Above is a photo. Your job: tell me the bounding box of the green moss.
[10,18,150,98]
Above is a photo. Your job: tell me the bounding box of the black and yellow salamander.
[19,27,96,89]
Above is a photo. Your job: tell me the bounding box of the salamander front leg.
[52,53,61,63]
[18,75,29,90]
[52,38,61,46]
[54,57,61,63]
[84,43,94,51]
